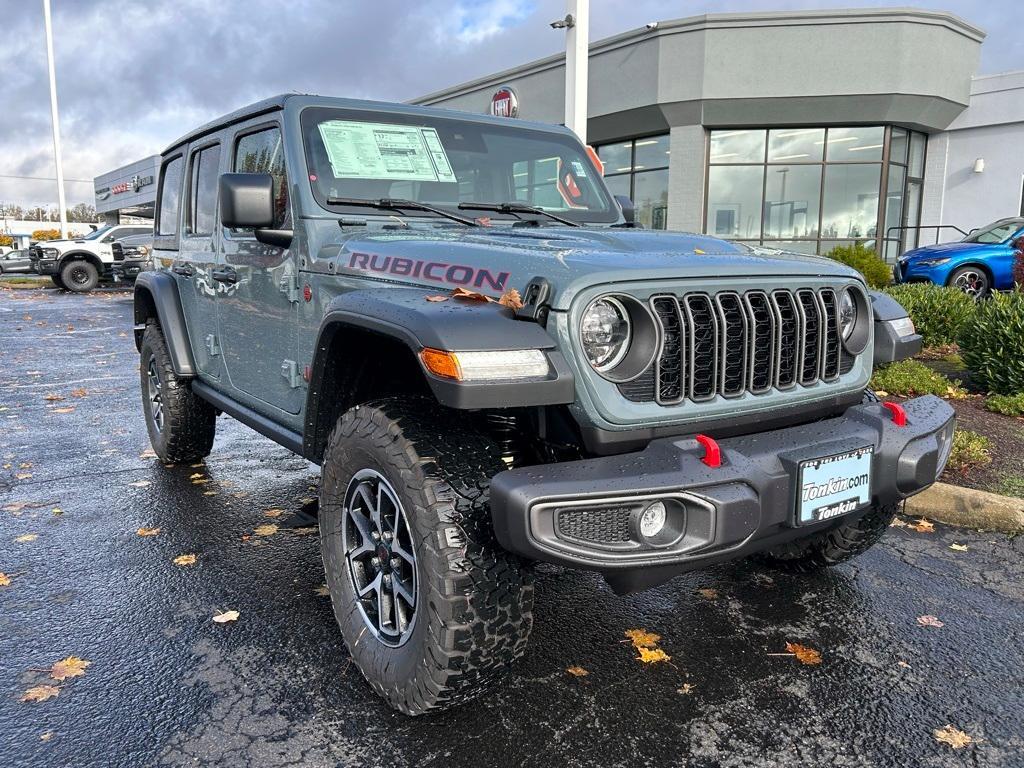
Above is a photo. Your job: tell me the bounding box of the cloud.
[0,0,1016,209]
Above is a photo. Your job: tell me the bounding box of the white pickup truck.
[30,223,152,292]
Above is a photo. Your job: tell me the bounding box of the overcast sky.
[0,0,1019,210]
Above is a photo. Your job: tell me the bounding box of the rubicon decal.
[347,252,509,291]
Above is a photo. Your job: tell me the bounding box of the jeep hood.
[318,225,860,310]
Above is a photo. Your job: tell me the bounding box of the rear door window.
[188,144,222,237]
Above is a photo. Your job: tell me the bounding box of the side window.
[188,144,222,237]
[156,156,184,236]
[234,127,288,229]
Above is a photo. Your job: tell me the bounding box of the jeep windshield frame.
[300,106,618,225]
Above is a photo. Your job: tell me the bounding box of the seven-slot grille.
[619,287,852,406]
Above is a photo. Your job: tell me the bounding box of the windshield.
[82,226,113,241]
[962,218,1024,244]
[301,107,617,225]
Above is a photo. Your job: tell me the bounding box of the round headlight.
[581,297,631,371]
[839,288,857,341]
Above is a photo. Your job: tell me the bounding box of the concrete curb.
[906,482,1024,533]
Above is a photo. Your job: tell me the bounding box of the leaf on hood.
[498,288,524,310]
[212,610,240,623]
[637,646,671,664]
[917,614,944,628]
[624,629,661,649]
[43,394,64,402]
[50,656,90,681]
[173,554,197,566]
[0,572,11,587]
[424,295,449,303]
[14,533,38,543]
[451,286,494,303]
[911,518,935,533]
[785,642,822,665]
[136,527,161,537]
[566,666,589,677]
[934,725,973,749]
[254,523,278,536]
[20,685,60,703]
[889,517,909,528]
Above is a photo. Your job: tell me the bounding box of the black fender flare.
[303,288,575,457]
[133,271,197,376]
[870,290,922,364]
[56,250,105,274]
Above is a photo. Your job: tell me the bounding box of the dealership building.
[412,8,1023,259]
[95,8,1023,259]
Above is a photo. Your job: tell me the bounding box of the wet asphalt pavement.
[1,285,1022,768]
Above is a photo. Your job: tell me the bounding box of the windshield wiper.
[326,197,479,227]
[457,202,580,227]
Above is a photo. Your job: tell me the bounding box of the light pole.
[551,0,589,142]
[42,0,68,239]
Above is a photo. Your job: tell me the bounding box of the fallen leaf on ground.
[314,585,330,597]
[498,288,524,310]
[40,731,55,742]
[697,588,719,599]
[254,523,279,536]
[173,554,197,566]
[129,480,151,488]
[202,491,217,496]
[290,526,317,536]
[934,725,973,749]
[624,629,661,649]
[949,543,968,552]
[212,610,239,623]
[637,646,671,664]
[785,642,822,665]
[875,390,889,397]
[566,666,589,677]
[19,462,32,469]
[897,660,911,669]
[14,534,38,543]
[917,614,944,628]
[263,509,284,518]
[51,407,75,414]
[43,394,64,402]
[678,683,696,695]
[136,527,161,537]
[15,473,32,480]
[139,450,157,459]
[451,286,494,303]
[50,656,90,681]
[189,472,204,480]
[51,507,62,515]
[0,573,11,586]
[70,388,87,398]
[20,685,59,703]
[424,295,449,302]
[912,518,935,533]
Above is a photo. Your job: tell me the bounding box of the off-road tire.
[319,398,534,715]
[752,501,900,573]
[50,274,66,290]
[139,320,216,463]
[60,259,99,293]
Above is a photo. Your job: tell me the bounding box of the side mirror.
[615,195,636,226]
[220,173,275,229]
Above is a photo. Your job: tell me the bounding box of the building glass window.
[596,135,670,229]
[705,126,926,259]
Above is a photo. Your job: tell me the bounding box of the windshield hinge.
[516,277,554,326]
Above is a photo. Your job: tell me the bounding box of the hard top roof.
[161,93,574,156]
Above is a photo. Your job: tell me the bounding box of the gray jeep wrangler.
[134,94,954,715]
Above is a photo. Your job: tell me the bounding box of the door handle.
[212,266,238,284]
[171,263,195,278]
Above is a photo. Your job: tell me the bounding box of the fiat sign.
[489,86,519,118]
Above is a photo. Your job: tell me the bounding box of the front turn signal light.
[419,348,550,382]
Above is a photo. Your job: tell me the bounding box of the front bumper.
[490,395,955,593]
[33,258,57,275]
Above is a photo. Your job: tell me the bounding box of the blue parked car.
[895,216,1024,297]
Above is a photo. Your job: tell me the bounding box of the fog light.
[639,501,667,539]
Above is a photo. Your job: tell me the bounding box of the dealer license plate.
[797,447,873,525]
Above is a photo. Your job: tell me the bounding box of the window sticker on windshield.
[317,120,456,183]
[571,160,588,178]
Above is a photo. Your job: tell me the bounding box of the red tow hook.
[882,401,908,427]
[695,434,722,468]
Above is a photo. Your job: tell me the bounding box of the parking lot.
[1,285,1023,767]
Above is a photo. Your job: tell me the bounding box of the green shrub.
[882,283,977,347]
[825,242,891,289]
[984,392,1024,416]
[870,360,966,398]
[946,429,992,472]
[958,291,1024,395]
